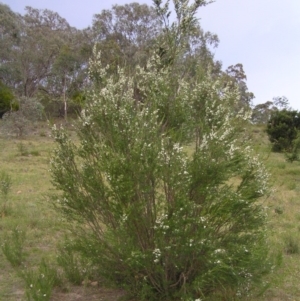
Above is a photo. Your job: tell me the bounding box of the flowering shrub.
[50,48,271,300]
[50,1,271,300]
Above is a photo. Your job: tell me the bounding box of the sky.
[2,0,300,110]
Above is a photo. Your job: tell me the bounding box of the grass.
[247,125,300,300]
[1,122,300,300]
[0,132,64,300]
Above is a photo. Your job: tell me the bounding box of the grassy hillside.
[249,125,300,300]
[1,122,300,300]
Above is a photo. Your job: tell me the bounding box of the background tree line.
[0,1,254,122]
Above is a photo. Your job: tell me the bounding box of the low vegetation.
[1,123,300,300]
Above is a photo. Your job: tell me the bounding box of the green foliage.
[16,142,40,156]
[71,90,86,111]
[0,0,222,120]
[21,259,60,301]
[252,101,275,124]
[17,142,29,156]
[266,109,300,152]
[285,131,300,162]
[2,227,26,267]
[224,63,254,108]
[274,206,284,215]
[57,238,92,285]
[0,170,12,216]
[51,56,271,301]
[2,97,44,136]
[30,150,40,156]
[252,96,290,125]
[92,2,161,72]
[283,233,300,255]
[0,80,15,118]
[49,1,271,300]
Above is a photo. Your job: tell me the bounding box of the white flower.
[153,248,161,258]
[214,249,225,254]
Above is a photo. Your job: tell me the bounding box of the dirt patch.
[51,286,126,301]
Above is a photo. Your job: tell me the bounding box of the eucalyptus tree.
[251,96,290,124]
[17,7,72,98]
[0,3,93,118]
[251,101,275,124]
[91,2,162,72]
[0,5,76,99]
[222,63,255,108]
[0,3,22,88]
[45,28,91,119]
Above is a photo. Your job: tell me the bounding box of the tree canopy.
[267,109,300,152]
[0,1,255,118]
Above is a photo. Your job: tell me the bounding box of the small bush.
[266,109,300,153]
[283,233,300,254]
[17,142,29,156]
[276,162,286,169]
[2,97,44,137]
[274,206,283,215]
[2,227,26,267]
[21,259,60,301]
[286,181,297,191]
[57,239,92,285]
[16,143,40,156]
[0,170,12,216]
[39,131,47,137]
[285,131,300,162]
[30,150,40,156]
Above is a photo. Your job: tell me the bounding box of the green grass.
[0,132,65,300]
[1,122,300,300]
[246,125,300,300]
